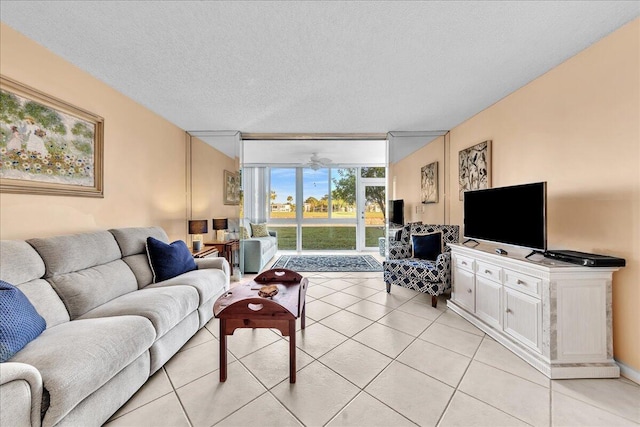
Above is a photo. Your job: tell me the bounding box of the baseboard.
[616,359,640,385]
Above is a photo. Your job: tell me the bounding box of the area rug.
[271,255,383,272]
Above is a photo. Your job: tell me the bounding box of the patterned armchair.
[383,224,460,308]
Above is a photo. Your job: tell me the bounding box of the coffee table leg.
[289,319,296,383]
[219,319,227,382]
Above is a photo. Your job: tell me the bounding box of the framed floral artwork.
[0,75,104,197]
[459,140,491,200]
[223,170,240,205]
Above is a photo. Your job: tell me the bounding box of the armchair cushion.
[411,232,442,260]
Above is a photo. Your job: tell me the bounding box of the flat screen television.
[389,199,404,226]
[463,182,547,251]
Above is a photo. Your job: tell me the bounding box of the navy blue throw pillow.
[411,232,442,260]
[0,280,47,362]
[146,237,197,283]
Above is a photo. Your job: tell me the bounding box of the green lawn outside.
[270,211,384,225]
[268,226,385,250]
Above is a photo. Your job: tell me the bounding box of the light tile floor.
[105,268,640,427]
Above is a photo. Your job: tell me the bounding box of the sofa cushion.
[250,223,270,237]
[147,268,227,305]
[11,316,155,427]
[412,232,442,260]
[249,236,277,255]
[13,279,69,329]
[78,285,198,338]
[240,226,250,239]
[0,241,70,327]
[45,260,139,320]
[0,281,46,362]
[27,231,122,277]
[110,227,170,288]
[146,237,197,283]
[109,226,169,257]
[0,240,45,285]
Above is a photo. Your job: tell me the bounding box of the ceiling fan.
[306,153,332,170]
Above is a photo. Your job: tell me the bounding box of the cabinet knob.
[485,269,491,274]
[505,308,512,314]
[467,288,472,293]
[517,279,525,285]
[461,261,467,265]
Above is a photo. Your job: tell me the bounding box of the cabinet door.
[475,276,502,329]
[503,287,542,353]
[453,266,475,312]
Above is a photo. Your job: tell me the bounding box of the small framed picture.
[223,170,240,205]
[421,161,438,204]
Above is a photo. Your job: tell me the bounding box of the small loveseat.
[0,226,230,427]
[383,224,460,308]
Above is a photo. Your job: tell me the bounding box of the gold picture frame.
[0,75,104,197]
[223,170,240,205]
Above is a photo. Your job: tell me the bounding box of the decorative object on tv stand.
[213,218,228,241]
[459,140,491,200]
[421,161,438,204]
[188,219,208,252]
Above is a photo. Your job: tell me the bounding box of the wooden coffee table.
[213,268,308,383]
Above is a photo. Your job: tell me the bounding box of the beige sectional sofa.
[0,226,230,427]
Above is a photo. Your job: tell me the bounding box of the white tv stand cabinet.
[447,243,621,379]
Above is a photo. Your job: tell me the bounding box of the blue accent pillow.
[146,237,197,283]
[412,232,442,260]
[0,280,47,362]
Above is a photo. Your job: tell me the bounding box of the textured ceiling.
[1,1,638,161]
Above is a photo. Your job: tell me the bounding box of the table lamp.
[188,219,208,251]
[213,218,228,241]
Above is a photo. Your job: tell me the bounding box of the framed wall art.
[421,161,438,204]
[0,75,104,197]
[459,140,491,200]
[223,169,240,205]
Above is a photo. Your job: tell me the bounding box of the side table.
[204,239,239,270]
[191,247,219,258]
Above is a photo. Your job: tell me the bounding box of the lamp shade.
[213,218,228,230]
[188,220,208,234]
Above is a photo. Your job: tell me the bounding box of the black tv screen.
[389,199,404,226]
[463,182,547,251]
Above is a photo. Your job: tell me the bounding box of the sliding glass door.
[267,166,383,252]
[358,181,385,251]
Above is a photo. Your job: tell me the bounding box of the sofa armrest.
[194,257,231,278]
[0,362,43,427]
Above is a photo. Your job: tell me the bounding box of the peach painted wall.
[390,135,446,225]
[190,136,239,243]
[0,24,188,242]
[446,19,639,371]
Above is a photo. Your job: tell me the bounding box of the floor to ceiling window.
[266,166,384,252]
[241,137,388,253]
